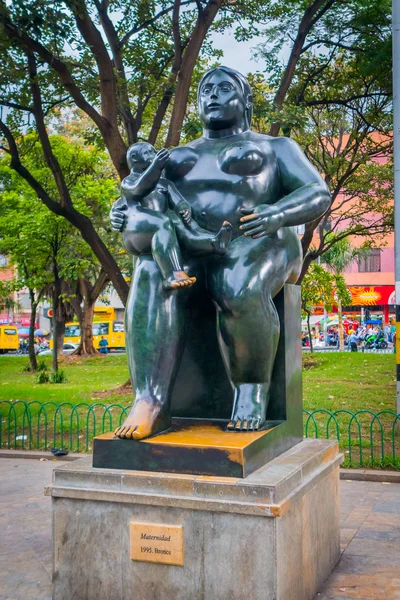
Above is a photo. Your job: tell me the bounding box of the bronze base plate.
[92,419,301,478]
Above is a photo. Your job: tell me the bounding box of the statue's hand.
[175,200,192,226]
[239,205,284,238]
[110,198,127,232]
[153,148,170,171]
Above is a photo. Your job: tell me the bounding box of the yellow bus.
[64,308,125,350]
[0,325,19,353]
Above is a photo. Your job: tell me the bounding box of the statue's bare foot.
[212,221,233,255]
[114,398,171,440]
[226,383,269,431]
[163,270,196,291]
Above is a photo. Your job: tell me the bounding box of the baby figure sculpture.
[117,142,233,291]
[110,66,330,441]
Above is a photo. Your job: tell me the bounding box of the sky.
[210,31,265,76]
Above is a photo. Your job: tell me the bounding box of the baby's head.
[126,142,157,171]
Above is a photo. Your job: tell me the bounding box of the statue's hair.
[126,142,155,169]
[197,66,253,130]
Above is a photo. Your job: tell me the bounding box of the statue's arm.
[121,168,158,199]
[240,138,330,238]
[166,180,192,225]
[272,137,331,226]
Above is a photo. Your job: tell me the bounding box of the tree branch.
[27,52,73,210]
[93,0,136,144]
[119,0,194,48]
[0,118,66,216]
[0,1,128,177]
[268,0,338,136]
[0,100,33,112]
[0,1,103,129]
[92,267,110,301]
[166,0,224,147]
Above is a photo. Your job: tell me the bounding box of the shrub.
[36,371,50,384]
[49,370,67,384]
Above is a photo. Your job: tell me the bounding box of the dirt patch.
[302,355,320,370]
[92,379,132,398]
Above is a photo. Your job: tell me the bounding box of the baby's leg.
[123,207,196,290]
[169,212,232,256]
[152,218,196,290]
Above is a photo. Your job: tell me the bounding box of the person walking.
[347,329,359,352]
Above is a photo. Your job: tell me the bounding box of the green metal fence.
[1,400,400,469]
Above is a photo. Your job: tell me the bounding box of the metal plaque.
[130,521,184,566]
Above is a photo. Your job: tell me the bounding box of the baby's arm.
[121,149,170,199]
[166,180,192,226]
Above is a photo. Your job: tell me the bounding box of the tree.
[257,0,391,136]
[0,0,276,303]
[0,133,125,359]
[0,188,56,370]
[301,263,334,353]
[321,238,364,350]
[0,0,391,297]
[301,262,351,352]
[251,0,392,280]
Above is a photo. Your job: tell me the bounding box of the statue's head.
[197,66,253,132]
[127,142,157,171]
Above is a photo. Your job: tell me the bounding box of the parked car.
[38,342,79,356]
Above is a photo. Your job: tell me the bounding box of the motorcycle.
[364,332,388,350]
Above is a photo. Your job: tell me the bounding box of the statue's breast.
[165,146,199,180]
[218,141,265,176]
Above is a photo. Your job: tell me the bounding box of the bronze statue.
[110,66,330,440]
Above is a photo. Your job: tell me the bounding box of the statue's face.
[198,71,246,130]
[127,144,157,171]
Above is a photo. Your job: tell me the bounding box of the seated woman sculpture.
[119,141,233,290]
[110,66,330,440]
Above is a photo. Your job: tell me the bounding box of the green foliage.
[250,0,392,276]
[49,369,67,384]
[301,263,335,317]
[301,263,350,317]
[36,370,50,384]
[37,359,48,372]
[322,237,367,277]
[35,367,66,384]
[0,0,393,291]
[0,132,129,314]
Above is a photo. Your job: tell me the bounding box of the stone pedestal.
[49,439,342,600]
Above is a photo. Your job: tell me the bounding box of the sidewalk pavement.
[1,458,400,600]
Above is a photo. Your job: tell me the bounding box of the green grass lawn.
[303,352,396,413]
[1,351,396,412]
[0,354,131,405]
[0,352,398,463]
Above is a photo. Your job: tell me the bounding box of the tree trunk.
[28,289,37,371]
[81,300,98,354]
[165,0,224,147]
[297,252,317,285]
[337,299,344,351]
[52,294,58,373]
[307,311,314,353]
[56,318,65,355]
[52,267,62,373]
[69,272,108,356]
[74,300,99,356]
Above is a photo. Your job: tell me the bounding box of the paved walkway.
[1,459,400,600]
